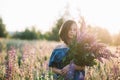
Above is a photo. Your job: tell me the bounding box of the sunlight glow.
[0,0,120,34]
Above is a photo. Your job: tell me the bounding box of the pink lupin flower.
[111,64,119,76]
[79,72,84,80]
[97,57,103,63]
[5,46,16,80]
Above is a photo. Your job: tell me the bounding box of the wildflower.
[65,61,75,80]
[79,72,84,80]
[63,30,117,67]
[5,47,16,80]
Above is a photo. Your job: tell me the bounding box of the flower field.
[0,39,120,80]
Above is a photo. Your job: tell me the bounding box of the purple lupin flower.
[5,47,16,80]
[79,72,84,80]
[111,64,119,76]
[65,61,75,80]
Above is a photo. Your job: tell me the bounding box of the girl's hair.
[59,20,77,45]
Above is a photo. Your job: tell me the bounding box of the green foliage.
[21,28,38,40]
[12,31,22,39]
[12,27,43,40]
[51,18,64,41]
[43,32,52,40]
[12,17,64,41]
[0,18,8,37]
[0,42,2,52]
[6,39,24,51]
[44,18,64,41]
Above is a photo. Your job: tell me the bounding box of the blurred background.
[0,0,120,80]
[0,0,120,45]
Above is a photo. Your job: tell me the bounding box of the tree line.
[0,17,120,46]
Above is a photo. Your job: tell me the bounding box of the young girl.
[49,19,85,80]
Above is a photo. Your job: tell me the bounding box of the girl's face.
[68,23,77,39]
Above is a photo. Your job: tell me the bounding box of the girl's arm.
[51,66,69,76]
[62,63,85,72]
[50,65,70,76]
[51,67,62,75]
[74,64,85,71]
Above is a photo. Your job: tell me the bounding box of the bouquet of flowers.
[62,18,117,67]
[63,30,116,67]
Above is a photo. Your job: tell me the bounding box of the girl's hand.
[51,67,63,75]
[61,64,70,75]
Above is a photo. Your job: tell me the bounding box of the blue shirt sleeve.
[48,48,69,68]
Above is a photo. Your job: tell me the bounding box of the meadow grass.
[0,39,120,80]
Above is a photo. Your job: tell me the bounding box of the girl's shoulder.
[54,43,68,50]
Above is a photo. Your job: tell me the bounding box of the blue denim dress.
[49,47,85,80]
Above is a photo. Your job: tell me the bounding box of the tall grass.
[0,39,120,80]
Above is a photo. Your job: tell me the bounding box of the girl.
[49,19,85,80]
